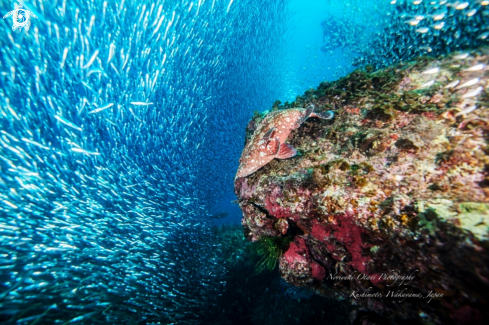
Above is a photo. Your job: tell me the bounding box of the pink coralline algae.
[311,218,372,275]
[281,236,326,284]
[235,48,489,324]
[236,178,257,200]
[310,261,326,281]
[264,185,296,220]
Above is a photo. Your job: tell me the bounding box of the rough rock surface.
[235,47,489,324]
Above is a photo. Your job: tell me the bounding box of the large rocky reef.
[235,47,489,324]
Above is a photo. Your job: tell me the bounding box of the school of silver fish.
[0,0,487,323]
[0,0,286,323]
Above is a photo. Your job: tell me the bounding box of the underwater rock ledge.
[235,47,489,325]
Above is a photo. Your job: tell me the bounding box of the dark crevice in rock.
[284,219,304,237]
[249,201,275,220]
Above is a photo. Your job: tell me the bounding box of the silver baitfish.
[0,0,287,323]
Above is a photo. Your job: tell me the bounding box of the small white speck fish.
[22,138,50,150]
[60,47,69,69]
[82,49,99,69]
[406,19,420,26]
[462,86,483,98]
[416,27,429,33]
[477,32,489,40]
[455,105,477,117]
[88,103,114,114]
[453,53,469,59]
[432,13,445,20]
[67,312,97,323]
[54,115,83,131]
[419,80,435,88]
[467,9,477,17]
[71,148,101,156]
[444,80,460,88]
[107,43,116,63]
[130,102,154,106]
[86,68,104,77]
[431,22,445,29]
[455,2,469,10]
[3,200,18,209]
[422,67,439,74]
[456,78,479,89]
[464,64,485,71]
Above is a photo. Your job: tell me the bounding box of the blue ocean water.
[0,0,487,324]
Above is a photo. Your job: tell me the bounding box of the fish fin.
[263,127,275,141]
[294,104,315,128]
[276,143,297,159]
[310,110,334,120]
[304,104,315,115]
[265,138,280,155]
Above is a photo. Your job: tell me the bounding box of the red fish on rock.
[236,105,334,178]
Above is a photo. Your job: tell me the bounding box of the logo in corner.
[3,3,37,32]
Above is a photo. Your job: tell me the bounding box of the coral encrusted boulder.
[235,47,489,325]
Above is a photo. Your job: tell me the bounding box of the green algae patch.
[248,235,294,274]
[417,200,489,240]
[456,203,489,240]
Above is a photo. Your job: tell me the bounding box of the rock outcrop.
[235,47,489,324]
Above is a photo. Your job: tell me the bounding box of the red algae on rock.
[235,47,489,324]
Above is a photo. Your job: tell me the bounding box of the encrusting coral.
[235,47,489,324]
